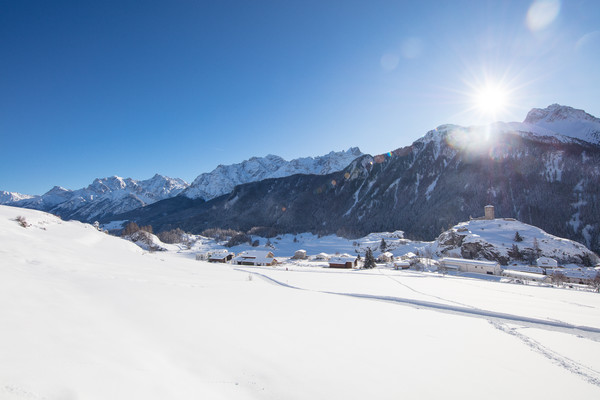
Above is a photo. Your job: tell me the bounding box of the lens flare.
[526,0,561,32]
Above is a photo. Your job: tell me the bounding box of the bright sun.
[473,85,509,115]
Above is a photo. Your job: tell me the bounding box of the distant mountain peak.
[524,104,600,124]
[183,147,363,200]
[44,186,72,196]
[7,175,189,222]
[0,191,34,205]
[521,104,600,145]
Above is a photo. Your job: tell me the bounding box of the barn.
[232,250,278,266]
[393,260,411,270]
[208,249,235,263]
[328,256,358,269]
[441,257,502,275]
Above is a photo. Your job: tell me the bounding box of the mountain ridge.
[107,104,600,255]
[3,148,363,221]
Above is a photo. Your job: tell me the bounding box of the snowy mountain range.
[0,191,34,204]
[4,175,189,222]
[1,148,363,221]
[111,104,600,255]
[182,147,363,200]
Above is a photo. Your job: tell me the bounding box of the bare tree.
[592,273,600,293]
[121,221,140,236]
[551,271,566,286]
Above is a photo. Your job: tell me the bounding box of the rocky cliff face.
[430,218,598,266]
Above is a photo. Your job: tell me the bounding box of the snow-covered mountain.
[0,191,34,204]
[182,147,363,200]
[4,148,363,221]
[113,104,600,256]
[521,104,600,145]
[496,104,600,144]
[12,174,189,222]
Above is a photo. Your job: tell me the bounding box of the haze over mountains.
[3,104,600,254]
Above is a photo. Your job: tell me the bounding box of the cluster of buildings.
[198,249,362,268]
[198,249,280,266]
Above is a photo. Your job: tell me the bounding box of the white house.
[232,250,278,266]
[292,249,307,260]
[441,257,502,275]
[536,257,558,269]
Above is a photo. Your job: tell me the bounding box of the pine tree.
[514,231,523,242]
[380,238,387,252]
[363,247,376,269]
[508,244,522,260]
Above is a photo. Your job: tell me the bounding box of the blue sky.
[1,0,599,195]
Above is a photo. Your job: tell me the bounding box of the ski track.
[489,321,600,388]
[1,385,46,400]
[376,268,479,310]
[237,267,600,388]
[236,268,600,340]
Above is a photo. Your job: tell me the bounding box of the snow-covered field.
[2,205,600,399]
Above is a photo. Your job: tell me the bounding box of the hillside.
[431,217,598,266]
[2,205,600,399]
[110,111,600,254]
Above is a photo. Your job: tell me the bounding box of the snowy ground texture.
[2,205,600,399]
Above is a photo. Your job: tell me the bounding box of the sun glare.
[474,85,509,116]
[446,66,526,125]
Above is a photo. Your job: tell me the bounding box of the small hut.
[393,260,411,270]
[328,256,358,269]
[208,249,235,263]
[377,252,394,263]
[292,249,307,260]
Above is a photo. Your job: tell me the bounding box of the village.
[196,247,600,288]
[192,205,600,290]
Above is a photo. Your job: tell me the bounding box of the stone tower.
[484,205,495,220]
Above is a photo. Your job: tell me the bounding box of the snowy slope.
[431,218,598,266]
[522,104,600,145]
[2,205,600,399]
[183,147,362,200]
